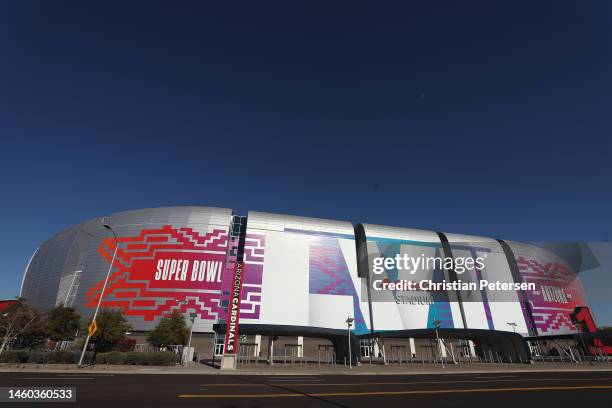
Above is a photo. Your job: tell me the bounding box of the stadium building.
[19,206,608,364]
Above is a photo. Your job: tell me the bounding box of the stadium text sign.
[224,261,244,354]
[86,225,228,322]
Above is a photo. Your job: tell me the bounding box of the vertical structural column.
[437,232,468,330]
[268,335,274,365]
[355,224,376,336]
[497,239,538,337]
[468,340,476,357]
[255,334,261,358]
[297,336,304,358]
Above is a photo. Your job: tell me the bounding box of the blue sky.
[1,2,611,323]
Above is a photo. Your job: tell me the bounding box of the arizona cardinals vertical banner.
[224,261,244,354]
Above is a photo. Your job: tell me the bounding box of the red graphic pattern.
[517,256,587,335]
[85,225,229,321]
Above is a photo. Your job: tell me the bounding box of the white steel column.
[468,340,476,357]
[268,335,274,365]
[255,334,261,357]
[373,340,380,358]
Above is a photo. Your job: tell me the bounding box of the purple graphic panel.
[240,233,265,319]
[309,237,367,334]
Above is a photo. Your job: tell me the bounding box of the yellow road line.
[199,377,612,387]
[180,384,612,398]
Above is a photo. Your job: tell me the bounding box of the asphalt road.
[1,370,612,407]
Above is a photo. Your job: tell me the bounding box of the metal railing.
[317,344,335,367]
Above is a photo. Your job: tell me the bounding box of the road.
[1,370,611,407]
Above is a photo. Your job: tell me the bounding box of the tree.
[48,305,81,342]
[86,309,132,352]
[0,299,48,355]
[147,310,189,348]
[12,313,50,350]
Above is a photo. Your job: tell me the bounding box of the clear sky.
[1,2,611,309]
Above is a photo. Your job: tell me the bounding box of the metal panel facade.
[20,207,591,337]
[22,207,233,332]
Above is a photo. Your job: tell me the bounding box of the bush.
[124,351,141,365]
[116,337,136,352]
[0,350,31,363]
[2,349,177,366]
[147,351,178,366]
[96,351,177,365]
[123,351,177,366]
[28,351,54,364]
[27,351,87,364]
[96,351,127,365]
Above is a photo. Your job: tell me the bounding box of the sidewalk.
[2,361,612,375]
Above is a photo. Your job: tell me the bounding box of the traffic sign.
[88,320,98,337]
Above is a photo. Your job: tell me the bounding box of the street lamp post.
[346,317,354,369]
[175,300,197,366]
[506,322,518,333]
[185,312,197,366]
[572,321,592,365]
[506,322,520,362]
[187,313,197,349]
[433,319,444,368]
[78,219,118,367]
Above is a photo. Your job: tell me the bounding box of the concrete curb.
[2,365,612,376]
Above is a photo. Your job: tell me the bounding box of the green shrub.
[96,351,127,365]
[16,350,177,366]
[27,351,49,364]
[124,351,140,365]
[0,350,31,363]
[147,351,178,366]
[27,351,88,364]
[17,350,31,363]
[123,351,177,366]
[57,351,78,364]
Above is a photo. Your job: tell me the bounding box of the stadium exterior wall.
[20,206,591,341]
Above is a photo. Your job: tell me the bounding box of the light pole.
[176,299,197,366]
[506,322,518,333]
[346,316,354,369]
[185,312,197,366]
[78,218,118,367]
[433,319,444,368]
[506,322,520,362]
[572,320,592,365]
[187,313,197,349]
